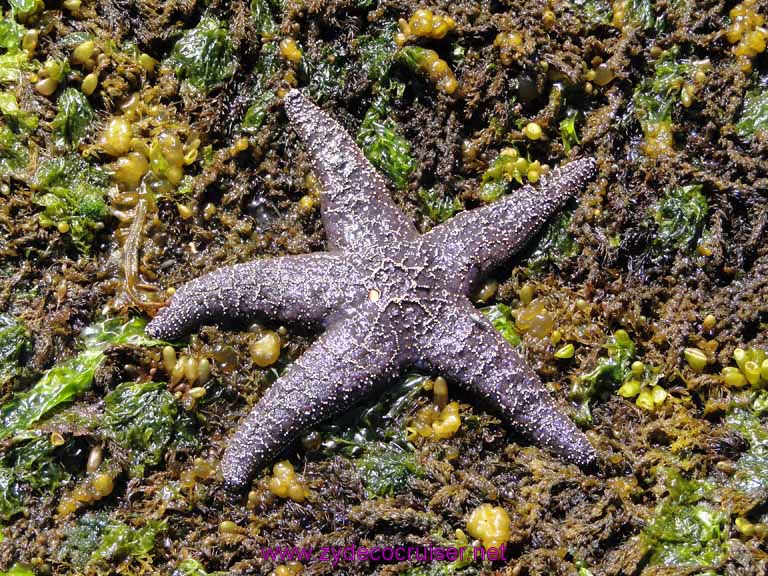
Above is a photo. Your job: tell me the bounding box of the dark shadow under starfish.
[147,90,599,490]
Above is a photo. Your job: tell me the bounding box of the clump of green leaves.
[167,17,237,92]
[241,42,280,135]
[0,467,22,521]
[356,444,422,497]
[0,564,34,576]
[735,85,768,140]
[0,15,31,84]
[105,381,192,478]
[633,47,697,139]
[33,156,110,252]
[573,0,612,27]
[481,304,522,346]
[250,0,278,37]
[0,318,164,440]
[651,184,708,256]
[52,88,94,149]
[305,45,349,102]
[571,330,636,424]
[0,92,37,133]
[8,0,44,22]
[526,211,578,275]
[560,109,581,153]
[642,470,728,567]
[0,314,29,386]
[356,25,397,83]
[726,408,768,497]
[615,0,658,30]
[357,93,417,189]
[478,149,527,202]
[418,187,462,223]
[0,124,28,174]
[61,512,165,567]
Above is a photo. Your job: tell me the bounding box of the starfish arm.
[421,158,597,293]
[413,295,597,469]
[284,90,419,251]
[146,253,357,340]
[221,311,402,489]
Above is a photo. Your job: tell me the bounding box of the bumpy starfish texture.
[147,90,599,490]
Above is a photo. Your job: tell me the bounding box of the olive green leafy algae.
[725,408,768,497]
[357,26,397,83]
[357,93,417,190]
[167,16,237,92]
[526,211,578,275]
[0,91,37,133]
[104,381,193,478]
[242,42,280,135]
[0,314,29,386]
[250,0,278,37]
[481,304,522,347]
[33,156,110,252]
[651,184,708,256]
[0,318,164,440]
[356,444,423,497]
[735,85,768,140]
[0,564,34,576]
[418,187,463,223]
[52,88,94,149]
[0,124,28,174]
[642,470,728,568]
[60,511,165,567]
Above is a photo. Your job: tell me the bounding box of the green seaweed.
[33,156,110,252]
[241,42,280,135]
[356,444,422,497]
[104,381,192,478]
[481,304,522,346]
[357,93,417,190]
[5,434,68,491]
[0,91,37,133]
[357,26,397,83]
[0,124,28,174]
[167,16,237,92]
[633,47,696,131]
[573,0,612,27]
[306,45,349,102]
[61,512,165,566]
[7,0,44,22]
[478,152,525,202]
[418,187,463,223]
[0,467,22,521]
[725,408,768,498]
[642,470,728,568]
[617,0,657,30]
[526,211,578,275]
[250,0,278,37]
[560,109,581,154]
[571,330,635,424]
[0,318,164,440]
[0,314,29,386]
[0,16,30,85]
[0,564,34,576]
[651,184,708,255]
[51,88,94,149]
[735,85,768,140]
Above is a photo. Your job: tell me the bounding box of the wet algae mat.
[1,0,768,574]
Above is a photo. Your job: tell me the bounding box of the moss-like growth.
[651,184,708,256]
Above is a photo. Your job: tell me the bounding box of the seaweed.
[560,109,581,154]
[0,314,29,387]
[725,408,768,498]
[481,304,522,346]
[0,124,28,174]
[357,92,417,190]
[642,471,728,568]
[0,564,34,576]
[61,512,165,567]
[355,444,422,497]
[104,381,193,478]
[356,26,397,83]
[651,184,708,256]
[51,88,94,149]
[33,156,110,252]
[418,187,463,223]
[241,42,280,135]
[251,0,278,38]
[0,468,22,521]
[167,16,237,92]
[7,0,44,22]
[571,330,635,424]
[0,318,163,440]
[735,84,768,140]
[526,211,578,275]
[0,92,37,133]
[478,150,525,203]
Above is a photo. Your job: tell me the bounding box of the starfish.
[146,90,599,490]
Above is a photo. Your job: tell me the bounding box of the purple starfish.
[147,90,599,490]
